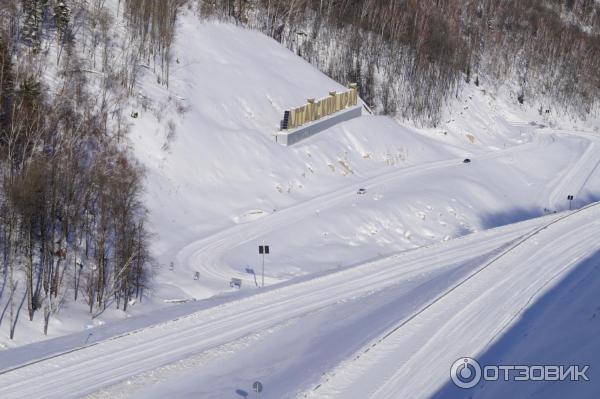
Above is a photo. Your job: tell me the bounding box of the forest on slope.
[0,0,182,339]
[200,0,600,124]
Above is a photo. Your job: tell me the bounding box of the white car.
[357,188,367,195]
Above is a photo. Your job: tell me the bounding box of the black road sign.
[253,381,263,393]
[259,245,270,254]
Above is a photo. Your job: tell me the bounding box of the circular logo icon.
[451,357,482,389]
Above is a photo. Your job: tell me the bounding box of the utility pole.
[259,245,269,288]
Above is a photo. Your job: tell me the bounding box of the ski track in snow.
[1,11,600,398]
[0,217,554,396]
[303,202,600,399]
[1,203,600,398]
[545,129,600,210]
[179,131,557,291]
[0,122,599,398]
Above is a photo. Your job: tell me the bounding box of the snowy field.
[1,6,600,399]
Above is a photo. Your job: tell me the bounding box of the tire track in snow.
[180,136,547,292]
[304,201,600,398]
[538,129,600,210]
[0,214,555,398]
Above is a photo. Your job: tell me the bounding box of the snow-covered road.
[177,130,564,292]
[306,202,600,399]
[546,130,600,210]
[1,121,599,398]
[1,202,599,398]
[2,9,599,397]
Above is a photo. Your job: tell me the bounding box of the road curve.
[0,209,568,398]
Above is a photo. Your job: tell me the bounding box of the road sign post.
[252,381,263,399]
[567,195,574,210]
[259,245,269,288]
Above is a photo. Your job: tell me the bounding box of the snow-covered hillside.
[3,5,599,347]
[128,12,600,303]
[2,4,600,399]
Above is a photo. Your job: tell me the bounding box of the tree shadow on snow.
[429,249,600,399]
[478,207,543,230]
[478,192,600,230]
[570,192,600,212]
